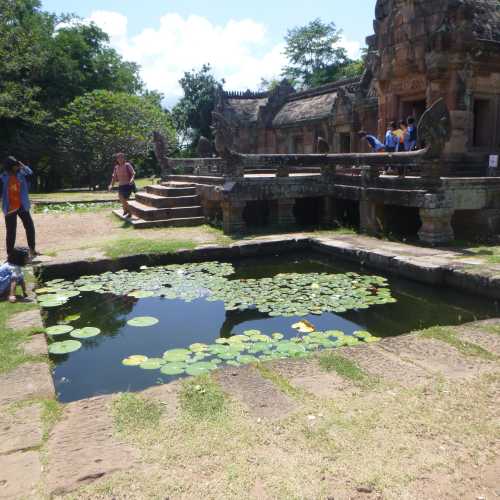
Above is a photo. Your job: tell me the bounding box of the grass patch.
[40,399,63,440]
[0,290,44,373]
[104,237,197,259]
[420,326,497,360]
[179,375,226,421]
[257,363,307,399]
[318,352,369,383]
[113,393,163,434]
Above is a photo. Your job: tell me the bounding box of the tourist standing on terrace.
[405,117,417,151]
[394,121,407,152]
[108,152,136,218]
[357,131,386,152]
[0,157,37,259]
[384,122,400,153]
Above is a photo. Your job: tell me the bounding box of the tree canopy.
[282,18,364,88]
[172,64,223,154]
[54,90,176,188]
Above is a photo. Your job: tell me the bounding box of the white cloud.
[88,10,286,107]
[87,11,363,107]
[336,36,362,60]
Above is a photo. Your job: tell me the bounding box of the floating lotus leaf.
[46,325,74,336]
[271,332,284,340]
[70,327,101,339]
[185,361,216,376]
[228,335,250,343]
[363,336,381,343]
[237,354,259,365]
[39,300,65,308]
[292,320,316,333]
[215,338,230,344]
[343,336,360,346]
[276,342,307,355]
[63,314,81,323]
[127,316,159,327]
[161,363,186,375]
[226,360,241,367]
[78,284,102,292]
[325,330,344,338]
[140,359,163,370]
[36,287,58,294]
[189,343,208,352]
[353,330,371,339]
[127,290,155,298]
[218,352,238,360]
[243,329,261,336]
[49,340,82,355]
[122,355,148,366]
[163,348,190,362]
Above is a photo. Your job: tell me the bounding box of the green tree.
[172,64,222,154]
[282,18,353,88]
[54,90,176,188]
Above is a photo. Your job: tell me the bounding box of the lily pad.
[127,290,155,298]
[122,355,148,366]
[63,314,81,323]
[140,359,163,370]
[189,343,208,352]
[45,325,74,336]
[185,361,216,376]
[127,316,159,327]
[70,327,101,339]
[161,363,186,375]
[163,348,191,362]
[237,354,259,365]
[48,340,82,355]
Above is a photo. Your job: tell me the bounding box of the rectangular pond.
[38,253,499,402]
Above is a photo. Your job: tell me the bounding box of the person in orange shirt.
[0,157,37,258]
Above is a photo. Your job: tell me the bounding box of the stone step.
[135,191,200,208]
[146,184,197,197]
[127,201,203,221]
[131,216,206,229]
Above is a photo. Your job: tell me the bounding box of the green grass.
[318,352,369,383]
[179,375,226,421]
[0,288,46,373]
[104,237,197,259]
[112,393,163,434]
[40,399,63,440]
[257,363,307,399]
[420,326,497,360]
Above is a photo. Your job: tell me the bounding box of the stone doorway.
[400,99,426,122]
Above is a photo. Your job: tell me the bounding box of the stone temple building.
[218,0,500,174]
[129,0,500,245]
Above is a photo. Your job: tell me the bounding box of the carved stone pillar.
[321,196,337,226]
[418,208,454,245]
[359,198,384,235]
[270,199,296,226]
[221,200,246,235]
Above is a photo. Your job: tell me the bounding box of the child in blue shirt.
[357,131,385,152]
[405,117,417,151]
[0,247,29,303]
[385,122,399,152]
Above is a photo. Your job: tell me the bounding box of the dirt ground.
[0,211,223,261]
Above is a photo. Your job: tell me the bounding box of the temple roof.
[272,91,338,127]
[224,97,268,126]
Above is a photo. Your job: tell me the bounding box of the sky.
[41,0,377,107]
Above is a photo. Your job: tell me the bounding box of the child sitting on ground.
[0,247,29,303]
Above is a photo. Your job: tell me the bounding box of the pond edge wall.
[34,237,500,301]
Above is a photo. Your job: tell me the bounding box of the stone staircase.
[115,182,206,229]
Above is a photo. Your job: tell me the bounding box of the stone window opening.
[472,97,496,150]
[339,133,352,153]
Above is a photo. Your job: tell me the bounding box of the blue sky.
[41,0,377,106]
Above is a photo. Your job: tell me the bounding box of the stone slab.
[0,451,41,499]
[340,343,432,386]
[379,335,494,380]
[269,358,353,398]
[46,395,140,496]
[22,334,48,357]
[0,404,43,454]
[457,328,500,357]
[215,365,298,419]
[0,363,54,406]
[6,309,43,331]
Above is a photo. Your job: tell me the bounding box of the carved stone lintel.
[270,199,296,226]
[221,200,246,234]
[418,208,455,245]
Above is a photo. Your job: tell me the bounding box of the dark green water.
[44,253,498,402]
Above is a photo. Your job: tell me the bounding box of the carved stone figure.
[417,98,451,160]
[316,137,330,154]
[197,136,213,158]
[152,131,170,174]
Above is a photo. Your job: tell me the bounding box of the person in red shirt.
[108,153,136,218]
[0,157,37,258]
